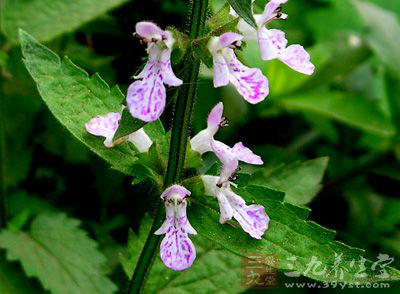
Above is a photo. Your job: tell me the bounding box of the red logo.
[242,253,279,288]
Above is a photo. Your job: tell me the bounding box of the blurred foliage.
[1,0,400,293]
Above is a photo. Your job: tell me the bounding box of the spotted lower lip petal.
[155,185,197,271]
[127,22,182,122]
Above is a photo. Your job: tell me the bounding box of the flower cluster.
[84,0,314,272]
[123,0,314,122]
[156,103,269,270]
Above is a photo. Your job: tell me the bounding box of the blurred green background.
[1,0,400,293]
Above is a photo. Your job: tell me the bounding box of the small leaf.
[113,108,146,141]
[353,1,400,79]
[206,3,239,36]
[2,0,129,43]
[192,37,213,68]
[251,157,329,206]
[0,255,44,294]
[184,141,203,169]
[278,91,396,137]
[228,0,257,28]
[0,213,117,294]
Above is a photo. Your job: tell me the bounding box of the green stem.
[0,94,7,228]
[127,1,208,293]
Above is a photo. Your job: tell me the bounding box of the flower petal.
[201,175,220,196]
[157,218,196,271]
[225,49,269,103]
[127,128,152,152]
[85,112,121,147]
[279,44,315,75]
[133,45,161,79]
[259,0,288,25]
[213,53,230,88]
[237,19,258,41]
[190,129,213,155]
[232,142,263,165]
[126,74,166,122]
[161,185,191,200]
[160,48,183,86]
[211,140,239,184]
[207,102,224,134]
[258,28,287,61]
[191,103,224,155]
[225,190,269,239]
[216,190,234,223]
[218,32,243,50]
[136,21,165,40]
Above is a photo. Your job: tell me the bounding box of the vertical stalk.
[0,94,7,228]
[127,0,208,293]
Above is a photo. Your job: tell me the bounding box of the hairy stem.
[0,95,7,228]
[127,0,208,293]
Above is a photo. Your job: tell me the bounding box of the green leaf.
[227,0,257,28]
[189,184,400,283]
[251,157,329,206]
[184,141,203,169]
[354,1,400,79]
[19,29,146,176]
[0,213,117,294]
[0,255,43,294]
[1,0,129,43]
[277,91,396,137]
[206,3,239,36]
[113,108,146,141]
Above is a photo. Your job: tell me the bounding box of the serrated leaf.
[0,213,117,294]
[19,29,164,176]
[184,141,203,169]
[188,183,400,283]
[206,3,239,36]
[278,91,396,137]
[228,0,257,28]
[192,37,213,68]
[251,157,329,206]
[0,255,43,294]
[353,1,400,79]
[113,107,146,141]
[1,0,129,43]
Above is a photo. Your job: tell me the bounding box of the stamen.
[219,117,229,127]
[228,175,237,181]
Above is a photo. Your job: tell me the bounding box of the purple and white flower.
[85,112,152,152]
[202,176,269,239]
[155,185,197,271]
[236,0,315,75]
[190,102,224,154]
[191,102,263,184]
[211,140,263,185]
[208,32,269,104]
[127,22,183,122]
